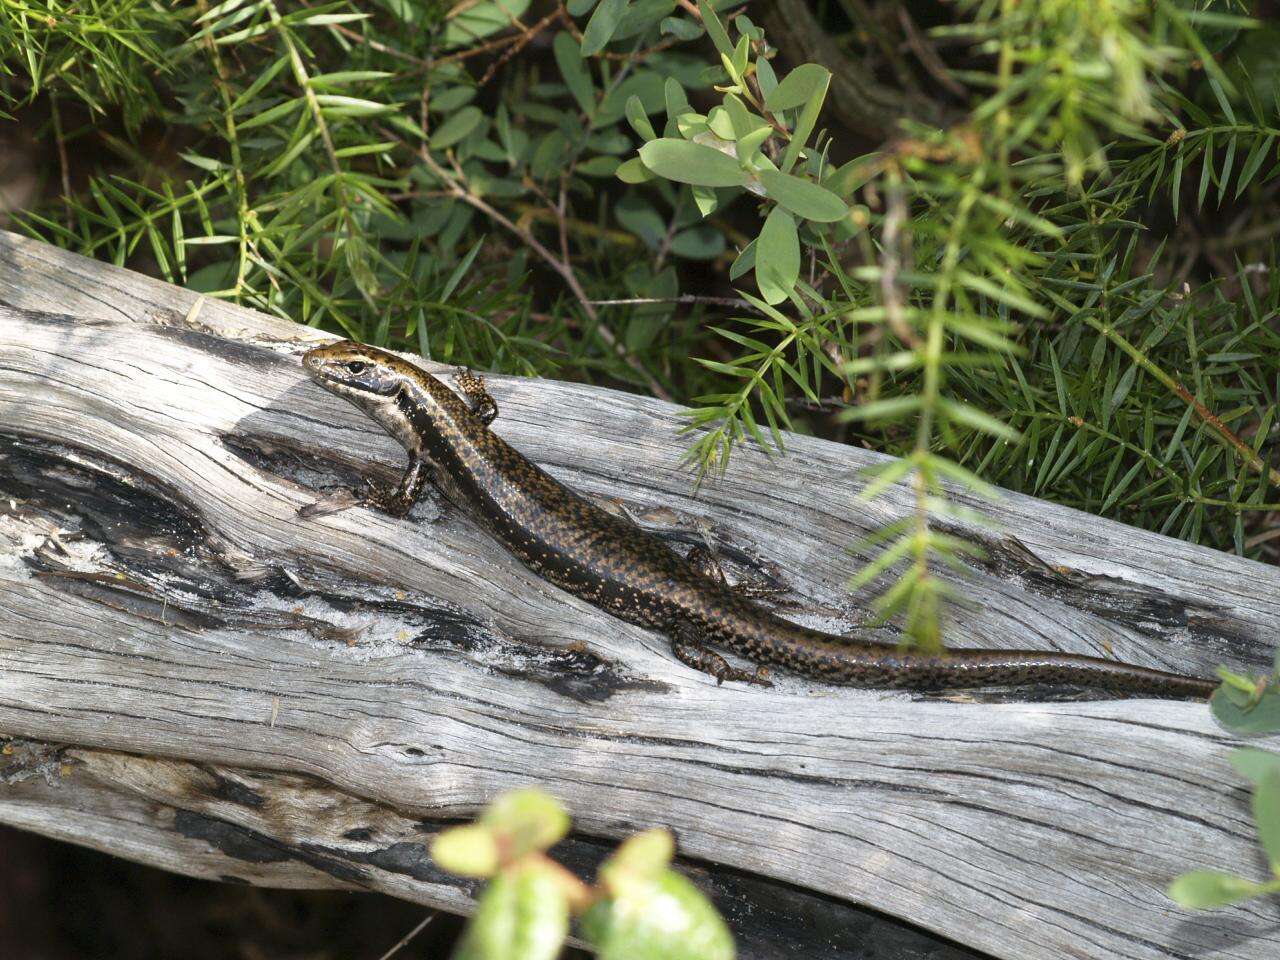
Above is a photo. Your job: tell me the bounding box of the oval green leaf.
[553,32,595,114]
[624,93,655,140]
[482,788,571,857]
[1167,870,1265,909]
[758,169,847,222]
[442,0,532,49]
[638,138,747,187]
[764,63,832,112]
[615,156,655,183]
[581,0,630,56]
[587,871,734,960]
[669,225,726,259]
[756,207,799,305]
[431,824,499,878]
[430,106,483,149]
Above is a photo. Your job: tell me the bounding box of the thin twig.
[897,7,965,97]
[373,913,436,960]
[266,0,377,311]
[589,295,760,311]
[416,149,671,399]
[49,94,73,229]
[476,10,561,86]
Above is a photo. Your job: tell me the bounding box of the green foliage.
[1170,653,1280,910]
[0,0,168,124]
[431,788,734,960]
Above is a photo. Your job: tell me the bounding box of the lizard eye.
[344,361,368,375]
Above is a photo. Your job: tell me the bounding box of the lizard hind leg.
[670,620,771,687]
[453,368,499,425]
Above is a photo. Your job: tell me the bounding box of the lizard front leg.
[300,458,436,519]
[453,368,499,425]
[362,457,432,517]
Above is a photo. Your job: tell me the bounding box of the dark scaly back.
[304,340,1218,700]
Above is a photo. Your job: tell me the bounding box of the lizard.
[301,339,1218,699]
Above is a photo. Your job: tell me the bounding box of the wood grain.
[0,230,1277,959]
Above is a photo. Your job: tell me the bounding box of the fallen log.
[0,230,1276,959]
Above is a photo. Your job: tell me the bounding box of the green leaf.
[443,237,484,302]
[431,824,499,878]
[615,156,656,183]
[664,78,690,123]
[481,788,571,857]
[661,15,702,40]
[430,106,484,148]
[604,829,675,887]
[691,184,720,217]
[554,32,595,114]
[736,125,772,161]
[441,0,532,49]
[584,872,733,960]
[764,63,831,112]
[578,155,621,176]
[729,239,755,280]
[696,0,733,58]
[826,153,879,198]
[238,96,304,131]
[567,0,598,13]
[615,197,666,247]
[757,170,847,222]
[1254,770,1280,871]
[1231,748,1280,787]
[707,106,736,140]
[729,34,750,82]
[638,139,747,187]
[455,868,570,960]
[313,94,398,117]
[722,94,764,140]
[779,70,829,173]
[625,94,656,140]
[1212,686,1280,734]
[938,398,1019,441]
[308,70,395,90]
[1235,134,1275,199]
[669,225,726,259]
[756,207,799,305]
[755,56,778,101]
[581,0,631,56]
[1167,870,1267,909]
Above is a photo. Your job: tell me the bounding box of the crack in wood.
[0,430,657,704]
[942,522,1257,661]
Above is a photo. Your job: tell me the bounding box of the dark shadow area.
[0,825,485,960]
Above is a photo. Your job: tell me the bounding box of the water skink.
[303,340,1217,699]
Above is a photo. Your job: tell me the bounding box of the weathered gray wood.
[0,739,973,960]
[0,230,1277,960]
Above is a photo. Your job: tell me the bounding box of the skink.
[302,340,1217,699]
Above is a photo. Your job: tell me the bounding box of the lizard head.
[302,340,410,400]
[303,340,467,457]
